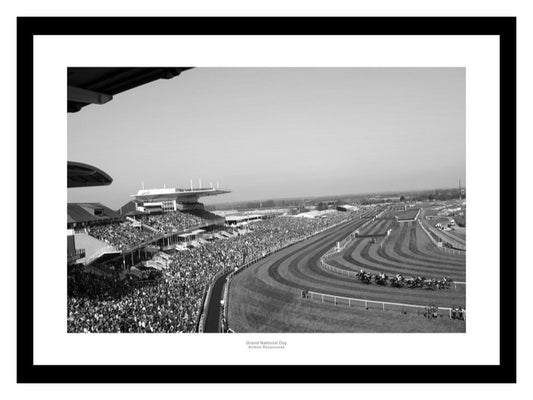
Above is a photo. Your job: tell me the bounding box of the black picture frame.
[17,16,516,384]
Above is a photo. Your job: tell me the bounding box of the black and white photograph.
[66,67,467,334]
[14,15,517,385]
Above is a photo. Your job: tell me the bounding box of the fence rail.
[196,286,209,333]
[321,260,358,278]
[306,290,466,319]
[197,264,236,332]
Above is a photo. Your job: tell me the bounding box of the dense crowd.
[68,212,354,333]
[68,267,193,333]
[87,223,155,251]
[86,212,205,251]
[143,212,204,234]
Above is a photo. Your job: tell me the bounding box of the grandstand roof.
[120,200,143,216]
[132,187,231,202]
[68,67,193,113]
[67,161,113,188]
[67,203,120,224]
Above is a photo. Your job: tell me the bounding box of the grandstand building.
[131,186,230,213]
[65,187,230,268]
[67,68,198,268]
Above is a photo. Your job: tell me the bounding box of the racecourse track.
[227,213,466,333]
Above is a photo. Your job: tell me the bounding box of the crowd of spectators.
[86,212,206,251]
[143,212,204,234]
[87,223,156,251]
[68,211,355,333]
[68,267,192,333]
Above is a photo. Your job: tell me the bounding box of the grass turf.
[227,215,465,333]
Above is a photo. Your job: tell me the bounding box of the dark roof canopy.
[120,201,145,216]
[67,68,193,190]
[67,161,113,188]
[67,67,192,113]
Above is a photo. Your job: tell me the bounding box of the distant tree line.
[205,188,465,210]
[358,188,465,205]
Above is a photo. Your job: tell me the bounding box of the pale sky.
[68,68,465,209]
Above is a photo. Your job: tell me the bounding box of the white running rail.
[306,290,466,319]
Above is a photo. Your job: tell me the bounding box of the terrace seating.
[87,223,156,251]
[141,212,205,234]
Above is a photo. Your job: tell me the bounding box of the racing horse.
[356,271,372,284]
[390,275,405,288]
[373,273,388,286]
